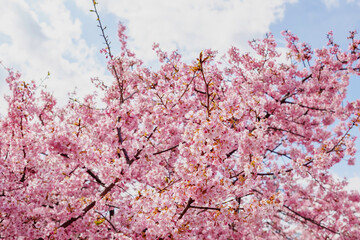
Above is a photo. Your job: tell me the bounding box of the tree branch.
[283,205,338,234]
[189,205,221,211]
[325,117,358,154]
[91,0,124,103]
[153,144,179,156]
[178,198,195,220]
[60,201,96,228]
[86,169,105,186]
[60,178,119,228]
[116,127,135,165]
[96,211,119,233]
[226,148,238,158]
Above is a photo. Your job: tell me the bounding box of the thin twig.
[153,144,179,156]
[96,211,119,233]
[189,205,221,211]
[60,178,119,228]
[91,0,124,103]
[283,205,338,234]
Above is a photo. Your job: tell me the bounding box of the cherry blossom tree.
[1,2,360,239]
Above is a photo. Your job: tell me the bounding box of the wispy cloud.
[346,176,360,192]
[321,0,340,8]
[0,0,107,113]
[321,0,359,8]
[77,0,297,63]
[0,0,298,113]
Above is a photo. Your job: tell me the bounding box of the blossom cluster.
[1,25,360,239]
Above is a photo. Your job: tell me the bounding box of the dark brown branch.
[340,67,360,71]
[200,61,211,117]
[86,169,105,186]
[118,127,156,165]
[268,126,306,138]
[326,118,358,154]
[157,178,181,193]
[20,167,26,182]
[100,178,120,198]
[226,148,237,158]
[301,74,312,83]
[106,204,120,209]
[257,157,313,176]
[116,127,135,165]
[265,221,290,239]
[266,148,291,159]
[96,211,119,233]
[83,201,97,213]
[91,0,124,103]
[38,113,45,126]
[60,216,81,229]
[69,97,105,111]
[283,205,338,234]
[178,198,195,220]
[117,127,123,144]
[68,165,80,176]
[146,127,157,140]
[122,148,134,165]
[173,73,196,108]
[153,144,179,156]
[303,159,313,167]
[123,90,139,102]
[60,201,96,228]
[257,168,293,176]
[251,188,263,196]
[283,101,335,113]
[189,205,221,211]
[60,178,119,229]
[230,171,244,179]
[91,1,113,59]
[60,153,69,158]
[134,149,143,160]
[194,88,206,94]
[155,92,168,108]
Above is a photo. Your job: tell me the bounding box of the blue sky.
[1,0,360,189]
[271,0,360,187]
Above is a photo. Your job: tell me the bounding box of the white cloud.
[87,0,297,63]
[0,0,299,114]
[332,173,360,192]
[322,0,340,8]
[0,0,108,114]
[321,0,359,8]
[346,176,360,192]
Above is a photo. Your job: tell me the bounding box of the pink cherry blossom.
[1,13,360,240]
